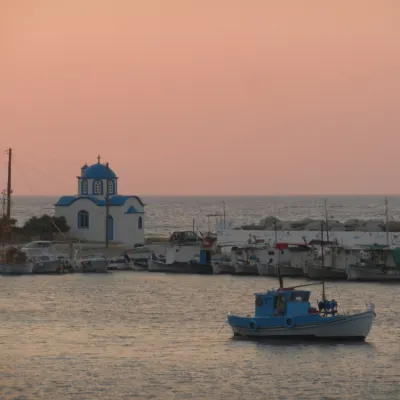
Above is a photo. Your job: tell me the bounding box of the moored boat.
[211,257,236,275]
[31,254,65,274]
[73,250,109,273]
[148,257,213,274]
[346,244,400,281]
[227,279,376,341]
[0,247,33,275]
[230,246,259,276]
[1,262,33,275]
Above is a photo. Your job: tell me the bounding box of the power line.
[13,155,70,188]
[12,160,35,194]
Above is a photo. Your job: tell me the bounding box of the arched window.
[107,180,114,195]
[93,180,103,195]
[78,210,89,229]
[81,180,88,195]
[138,216,143,229]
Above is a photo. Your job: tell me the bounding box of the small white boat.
[211,258,235,274]
[108,254,134,270]
[0,247,33,275]
[73,250,108,273]
[346,245,400,281]
[31,254,65,274]
[1,262,33,275]
[230,246,259,276]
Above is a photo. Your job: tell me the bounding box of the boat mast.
[222,201,226,229]
[6,148,12,221]
[324,199,329,243]
[320,221,324,268]
[273,216,283,288]
[385,196,390,246]
[105,161,110,248]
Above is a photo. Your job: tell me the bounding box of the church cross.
[97,154,101,164]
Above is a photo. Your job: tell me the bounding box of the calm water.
[0,273,399,399]
[10,195,400,238]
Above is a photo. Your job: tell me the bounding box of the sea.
[10,195,400,238]
[0,273,399,399]
[1,196,400,399]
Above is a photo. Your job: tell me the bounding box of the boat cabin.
[254,289,312,318]
[169,231,200,245]
[254,287,338,318]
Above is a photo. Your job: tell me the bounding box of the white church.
[55,156,145,245]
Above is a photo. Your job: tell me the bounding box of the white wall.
[55,196,145,245]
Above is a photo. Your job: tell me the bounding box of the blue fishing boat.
[227,271,376,341]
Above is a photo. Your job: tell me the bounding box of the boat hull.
[347,265,400,281]
[257,263,275,276]
[228,310,375,341]
[33,261,62,274]
[148,259,213,274]
[276,265,304,277]
[0,263,33,275]
[79,260,108,273]
[306,265,347,280]
[133,259,149,271]
[211,261,236,275]
[234,263,259,276]
[257,264,304,277]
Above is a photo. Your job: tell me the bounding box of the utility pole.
[1,189,6,217]
[105,162,110,248]
[6,148,12,221]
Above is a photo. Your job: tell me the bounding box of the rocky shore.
[239,216,400,232]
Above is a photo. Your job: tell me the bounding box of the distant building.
[55,156,145,245]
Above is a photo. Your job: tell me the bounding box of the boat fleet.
[1,230,400,281]
[147,230,400,282]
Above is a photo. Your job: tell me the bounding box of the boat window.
[40,242,51,248]
[289,291,310,302]
[268,251,274,255]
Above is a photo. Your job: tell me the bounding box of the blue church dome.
[81,163,117,179]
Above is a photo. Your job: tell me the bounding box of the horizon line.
[10,193,400,197]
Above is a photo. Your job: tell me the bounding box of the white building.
[55,156,145,245]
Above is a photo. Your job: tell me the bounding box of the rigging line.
[12,160,35,194]
[12,155,70,187]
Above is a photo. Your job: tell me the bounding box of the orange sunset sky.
[1,1,400,196]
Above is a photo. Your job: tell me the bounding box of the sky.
[1,1,400,196]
